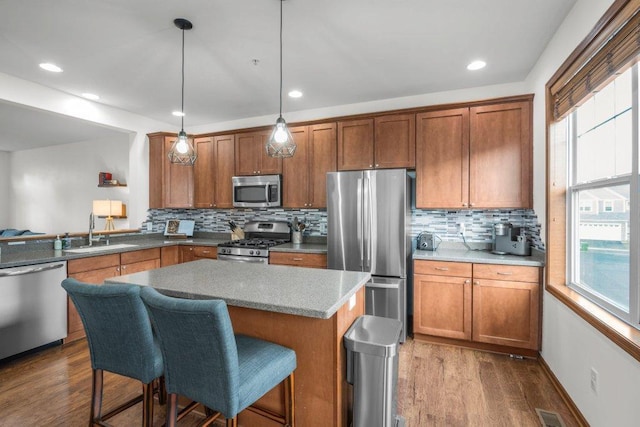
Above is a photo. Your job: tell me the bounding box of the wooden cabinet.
[283,123,337,208]
[66,254,121,342]
[337,113,415,171]
[471,264,540,350]
[416,98,532,209]
[66,249,161,342]
[181,245,217,263]
[413,259,541,353]
[235,130,282,176]
[148,132,194,208]
[161,246,181,267]
[270,252,327,269]
[194,135,235,208]
[413,261,472,340]
[120,248,161,275]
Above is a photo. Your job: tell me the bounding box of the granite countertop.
[270,241,327,254]
[106,259,370,319]
[413,245,545,267]
[0,234,230,269]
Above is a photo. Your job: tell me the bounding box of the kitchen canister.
[292,231,303,244]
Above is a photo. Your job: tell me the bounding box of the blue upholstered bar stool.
[140,287,297,427]
[61,278,164,427]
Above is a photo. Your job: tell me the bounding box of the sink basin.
[64,243,138,254]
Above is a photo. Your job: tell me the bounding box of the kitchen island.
[106,259,369,427]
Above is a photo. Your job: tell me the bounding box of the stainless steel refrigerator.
[327,169,411,342]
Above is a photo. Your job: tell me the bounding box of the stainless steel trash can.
[344,315,405,427]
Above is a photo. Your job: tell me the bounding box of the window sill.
[546,282,640,362]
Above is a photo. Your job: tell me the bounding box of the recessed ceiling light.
[467,60,486,71]
[39,62,63,73]
[288,90,303,98]
[172,111,185,117]
[82,93,100,100]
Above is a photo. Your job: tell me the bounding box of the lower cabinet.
[270,252,327,269]
[413,260,541,353]
[66,249,161,342]
[181,245,217,263]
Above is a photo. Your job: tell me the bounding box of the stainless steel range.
[217,221,290,264]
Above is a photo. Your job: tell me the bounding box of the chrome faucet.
[88,212,103,246]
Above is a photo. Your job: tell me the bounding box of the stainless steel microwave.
[232,175,282,208]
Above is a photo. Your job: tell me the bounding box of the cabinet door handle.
[375,164,379,167]
[473,281,480,286]
[464,279,470,284]
[469,203,475,207]
[116,267,120,272]
[202,250,210,254]
[462,203,467,207]
[369,164,373,168]
[497,272,513,276]
[434,267,449,271]
[292,257,303,261]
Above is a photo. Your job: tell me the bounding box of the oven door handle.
[218,254,269,264]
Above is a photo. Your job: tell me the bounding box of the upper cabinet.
[235,130,282,176]
[194,135,235,208]
[283,123,337,208]
[337,113,415,171]
[416,98,532,209]
[149,132,194,209]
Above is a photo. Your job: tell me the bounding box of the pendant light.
[265,0,296,158]
[168,18,197,165]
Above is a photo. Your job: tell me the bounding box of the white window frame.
[566,65,640,327]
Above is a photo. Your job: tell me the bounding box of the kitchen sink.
[64,243,138,254]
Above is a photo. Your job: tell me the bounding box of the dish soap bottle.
[54,235,62,250]
[63,232,71,249]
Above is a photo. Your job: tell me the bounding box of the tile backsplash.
[144,208,544,250]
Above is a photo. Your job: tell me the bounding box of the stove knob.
[255,250,261,256]
[249,250,254,255]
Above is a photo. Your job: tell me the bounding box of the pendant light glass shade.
[168,18,197,166]
[266,0,296,158]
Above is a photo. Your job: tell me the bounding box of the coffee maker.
[492,223,531,256]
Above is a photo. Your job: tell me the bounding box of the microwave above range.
[232,175,282,208]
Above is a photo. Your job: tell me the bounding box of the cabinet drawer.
[414,260,471,277]
[270,252,327,268]
[121,259,161,275]
[68,254,120,274]
[120,248,161,265]
[472,264,539,283]
[193,246,217,259]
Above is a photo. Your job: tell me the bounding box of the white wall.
[10,135,131,233]
[0,151,10,227]
[524,0,640,425]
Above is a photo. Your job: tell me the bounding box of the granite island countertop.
[106,259,370,319]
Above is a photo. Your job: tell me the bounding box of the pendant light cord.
[181,26,185,132]
[279,0,283,119]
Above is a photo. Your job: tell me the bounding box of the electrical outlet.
[590,367,599,395]
[146,222,153,232]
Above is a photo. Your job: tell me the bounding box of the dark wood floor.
[0,338,579,426]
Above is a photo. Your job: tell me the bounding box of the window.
[566,66,637,323]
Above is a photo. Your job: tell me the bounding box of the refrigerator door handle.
[363,176,371,270]
[357,177,363,268]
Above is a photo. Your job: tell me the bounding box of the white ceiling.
[0,0,577,152]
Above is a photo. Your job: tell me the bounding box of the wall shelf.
[98,183,127,187]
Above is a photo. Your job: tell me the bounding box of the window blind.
[550,1,640,121]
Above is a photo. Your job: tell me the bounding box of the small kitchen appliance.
[217,221,290,264]
[232,175,281,208]
[418,232,440,251]
[492,223,531,256]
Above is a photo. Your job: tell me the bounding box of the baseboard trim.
[538,356,589,427]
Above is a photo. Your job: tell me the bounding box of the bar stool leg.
[142,382,154,427]
[90,369,104,426]
[226,417,238,427]
[166,393,179,427]
[284,372,295,427]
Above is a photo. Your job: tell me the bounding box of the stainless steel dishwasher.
[0,261,67,360]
